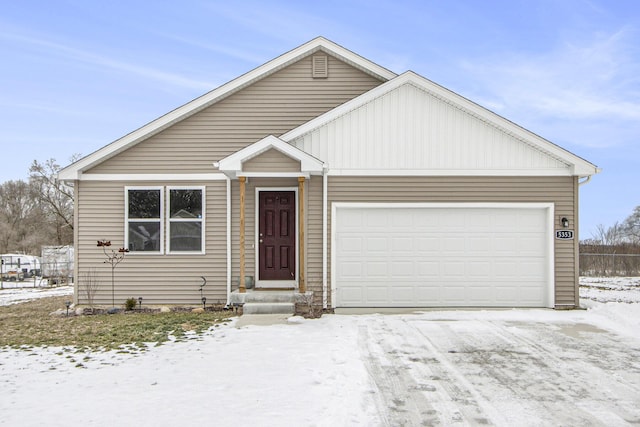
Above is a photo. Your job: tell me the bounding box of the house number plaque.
[555,230,574,240]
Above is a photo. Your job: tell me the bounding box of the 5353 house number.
[555,230,574,240]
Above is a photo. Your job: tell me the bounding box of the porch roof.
[215,135,325,179]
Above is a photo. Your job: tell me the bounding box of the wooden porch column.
[239,176,246,293]
[298,176,306,293]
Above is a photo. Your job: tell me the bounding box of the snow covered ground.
[1,278,640,426]
[0,283,73,306]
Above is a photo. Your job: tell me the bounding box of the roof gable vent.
[312,54,328,78]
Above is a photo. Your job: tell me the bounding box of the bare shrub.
[81,268,100,307]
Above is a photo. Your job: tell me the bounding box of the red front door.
[259,191,296,281]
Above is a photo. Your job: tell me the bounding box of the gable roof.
[216,135,324,178]
[58,37,396,180]
[283,71,599,177]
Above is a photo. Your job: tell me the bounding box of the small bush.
[125,298,137,311]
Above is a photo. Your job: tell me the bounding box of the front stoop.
[230,290,313,316]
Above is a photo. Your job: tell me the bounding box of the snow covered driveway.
[358,311,640,426]
[3,306,640,426]
[3,277,640,426]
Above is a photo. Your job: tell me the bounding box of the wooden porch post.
[239,176,246,293]
[298,176,306,293]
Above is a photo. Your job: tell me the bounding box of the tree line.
[0,158,74,255]
[580,206,640,276]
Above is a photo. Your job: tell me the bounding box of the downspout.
[226,176,232,306]
[322,165,328,309]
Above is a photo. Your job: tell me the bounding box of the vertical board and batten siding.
[291,83,570,173]
[75,180,227,306]
[86,55,384,175]
[327,176,579,307]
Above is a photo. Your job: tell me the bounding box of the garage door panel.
[390,286,414,303]
[443,237,466,254]
[418,261,440,277]
[335,205,551,308]
[391,261,414,277]
[366,286,389,303]
[338,261,363,279]
[339,236,363,253]
[365,261,388,278]
[416,237,441,253]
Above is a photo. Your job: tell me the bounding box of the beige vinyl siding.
[75,180,227,306]
[242,149,301,172]
[326,176,578,308]
[86,56,383,175]
[306,176,324,303]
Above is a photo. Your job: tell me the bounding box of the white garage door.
[333,203,553,308]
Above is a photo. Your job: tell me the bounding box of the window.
[168,187,204,253]
[126,188,163,252]
[125,186,204,254]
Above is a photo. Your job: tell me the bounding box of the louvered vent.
[312,55,328,78]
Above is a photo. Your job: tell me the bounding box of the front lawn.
[0,296,234,350]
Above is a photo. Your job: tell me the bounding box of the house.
[58,37,599,311]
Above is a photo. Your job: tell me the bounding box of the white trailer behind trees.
[1,253,41,281]
[41,245,74,284]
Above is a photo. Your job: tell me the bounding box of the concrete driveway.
[356,312,640,426]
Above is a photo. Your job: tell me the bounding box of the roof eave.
[58,36,396,178]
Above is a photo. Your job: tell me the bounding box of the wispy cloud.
[155,33,267,64]
[0,29,214,91]
[201,1,346,46]
[460,28,640,129]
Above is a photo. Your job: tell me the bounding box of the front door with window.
[258,191,296,283]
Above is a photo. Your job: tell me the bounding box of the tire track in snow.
[359,316,505,426]
[482,319,640,425]
[358,322,438,426]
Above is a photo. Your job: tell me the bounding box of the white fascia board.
[78,173,227,181]
[282,71,599,177]
[325,168,572,176]
[218,135,324,174]
[58,37,396,180]
[239,172,311,179]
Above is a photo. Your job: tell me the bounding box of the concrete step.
[241,291,296,304]
[242,302,295,315]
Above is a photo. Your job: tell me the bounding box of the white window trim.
[167,186,206,255]
[125,186,165,254]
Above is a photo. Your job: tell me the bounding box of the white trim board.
[79,173,227,181]
[325,169,572,176]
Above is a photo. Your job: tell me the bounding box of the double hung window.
[168,188,203,253]
[125,186,204,254]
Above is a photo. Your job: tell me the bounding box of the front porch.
[217,135,326,315]
[229,289,315,316]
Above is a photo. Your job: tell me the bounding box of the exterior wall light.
[561,217,569,228]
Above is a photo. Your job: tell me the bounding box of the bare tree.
[622,206,640,244]
[29,157,77,245]
[0,180,41,253]
[591,222,623,246]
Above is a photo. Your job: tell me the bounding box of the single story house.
[59,37,599,311]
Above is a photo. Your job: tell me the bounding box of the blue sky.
[1,0,638,238]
